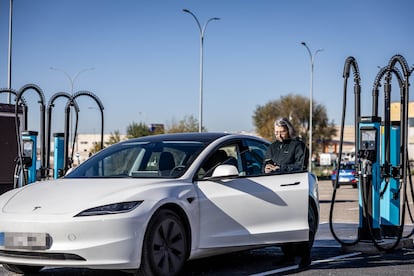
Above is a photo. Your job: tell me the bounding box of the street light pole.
[7,0,13,104]
[50,67,95,158]
[183,9,220,132]
[301,42,323,172]
[50,67,95,94]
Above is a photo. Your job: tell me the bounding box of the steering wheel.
[170,165,186,176]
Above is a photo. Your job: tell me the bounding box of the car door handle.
[280,181,300,187]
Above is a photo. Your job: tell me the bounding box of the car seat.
[202,150,229,177]
[159,152,175,176]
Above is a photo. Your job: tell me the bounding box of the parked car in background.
[0,132,319,275]
[331,161,358,188]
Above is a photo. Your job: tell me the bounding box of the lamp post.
[50,67,95,94]
[7,0,13,104]
[183,9,220,132]
[50,67,95,157]
[301,42,323,172]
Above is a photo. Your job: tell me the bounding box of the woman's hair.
[274,117,297,138]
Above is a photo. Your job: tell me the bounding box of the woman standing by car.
[264,117,309,173]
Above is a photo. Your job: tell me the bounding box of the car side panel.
[195,172,309,248]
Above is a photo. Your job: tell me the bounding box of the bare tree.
[106,130,122,146]
[126,122,151,138]
[167,115,207,133]
[253,93,336,153]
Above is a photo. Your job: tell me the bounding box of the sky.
[0,0,413,136]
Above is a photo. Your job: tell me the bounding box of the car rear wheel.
[137,209,188,276]
[3,264,43,274]
[281,203,317,267]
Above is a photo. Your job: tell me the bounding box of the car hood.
[1,178,181,215]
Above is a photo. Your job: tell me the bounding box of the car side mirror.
[212,164,239,178]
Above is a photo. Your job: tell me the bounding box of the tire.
[3,264,43,274]
[137,209,188,276]
[281,203,317,266]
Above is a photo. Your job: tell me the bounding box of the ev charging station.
[62,91,104,174]
[358,117,382,241]
[330,54,413,252]
[46,90,104,178]
[13,84,46,188]
[0,95,24,194]
[380,121,401,237]
[21,131,38,184]
[53,132,65,179]
[1,82,105,193]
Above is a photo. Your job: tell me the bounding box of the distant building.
[329,125,356,154]
[74,133,127,164]
[391,102,414,161]
[320,101,414,161]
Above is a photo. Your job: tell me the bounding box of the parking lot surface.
[1,179,414,275]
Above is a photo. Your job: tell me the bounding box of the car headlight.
[75,201,142,217]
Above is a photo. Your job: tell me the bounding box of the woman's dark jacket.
[264,138,309,172]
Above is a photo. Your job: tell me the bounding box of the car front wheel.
[137,209,188,276]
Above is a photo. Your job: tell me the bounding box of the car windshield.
[65,140,205,178]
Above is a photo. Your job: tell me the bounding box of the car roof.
[120,132,231,144]
[119,132,268,145]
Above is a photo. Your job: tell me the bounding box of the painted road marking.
[250,252,362,276]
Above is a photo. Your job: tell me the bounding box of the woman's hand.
[265,163,280,173]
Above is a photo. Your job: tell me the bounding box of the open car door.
[195,171,309,248]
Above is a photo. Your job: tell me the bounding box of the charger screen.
[360,129,376,150]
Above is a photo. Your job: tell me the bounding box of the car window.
[241,139,267,176]
[197,144,240,179]
[82,146,141,177]
[66,141,204,178]
[340,163,355,170]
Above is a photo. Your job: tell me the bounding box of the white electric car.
[0,132,319,275]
